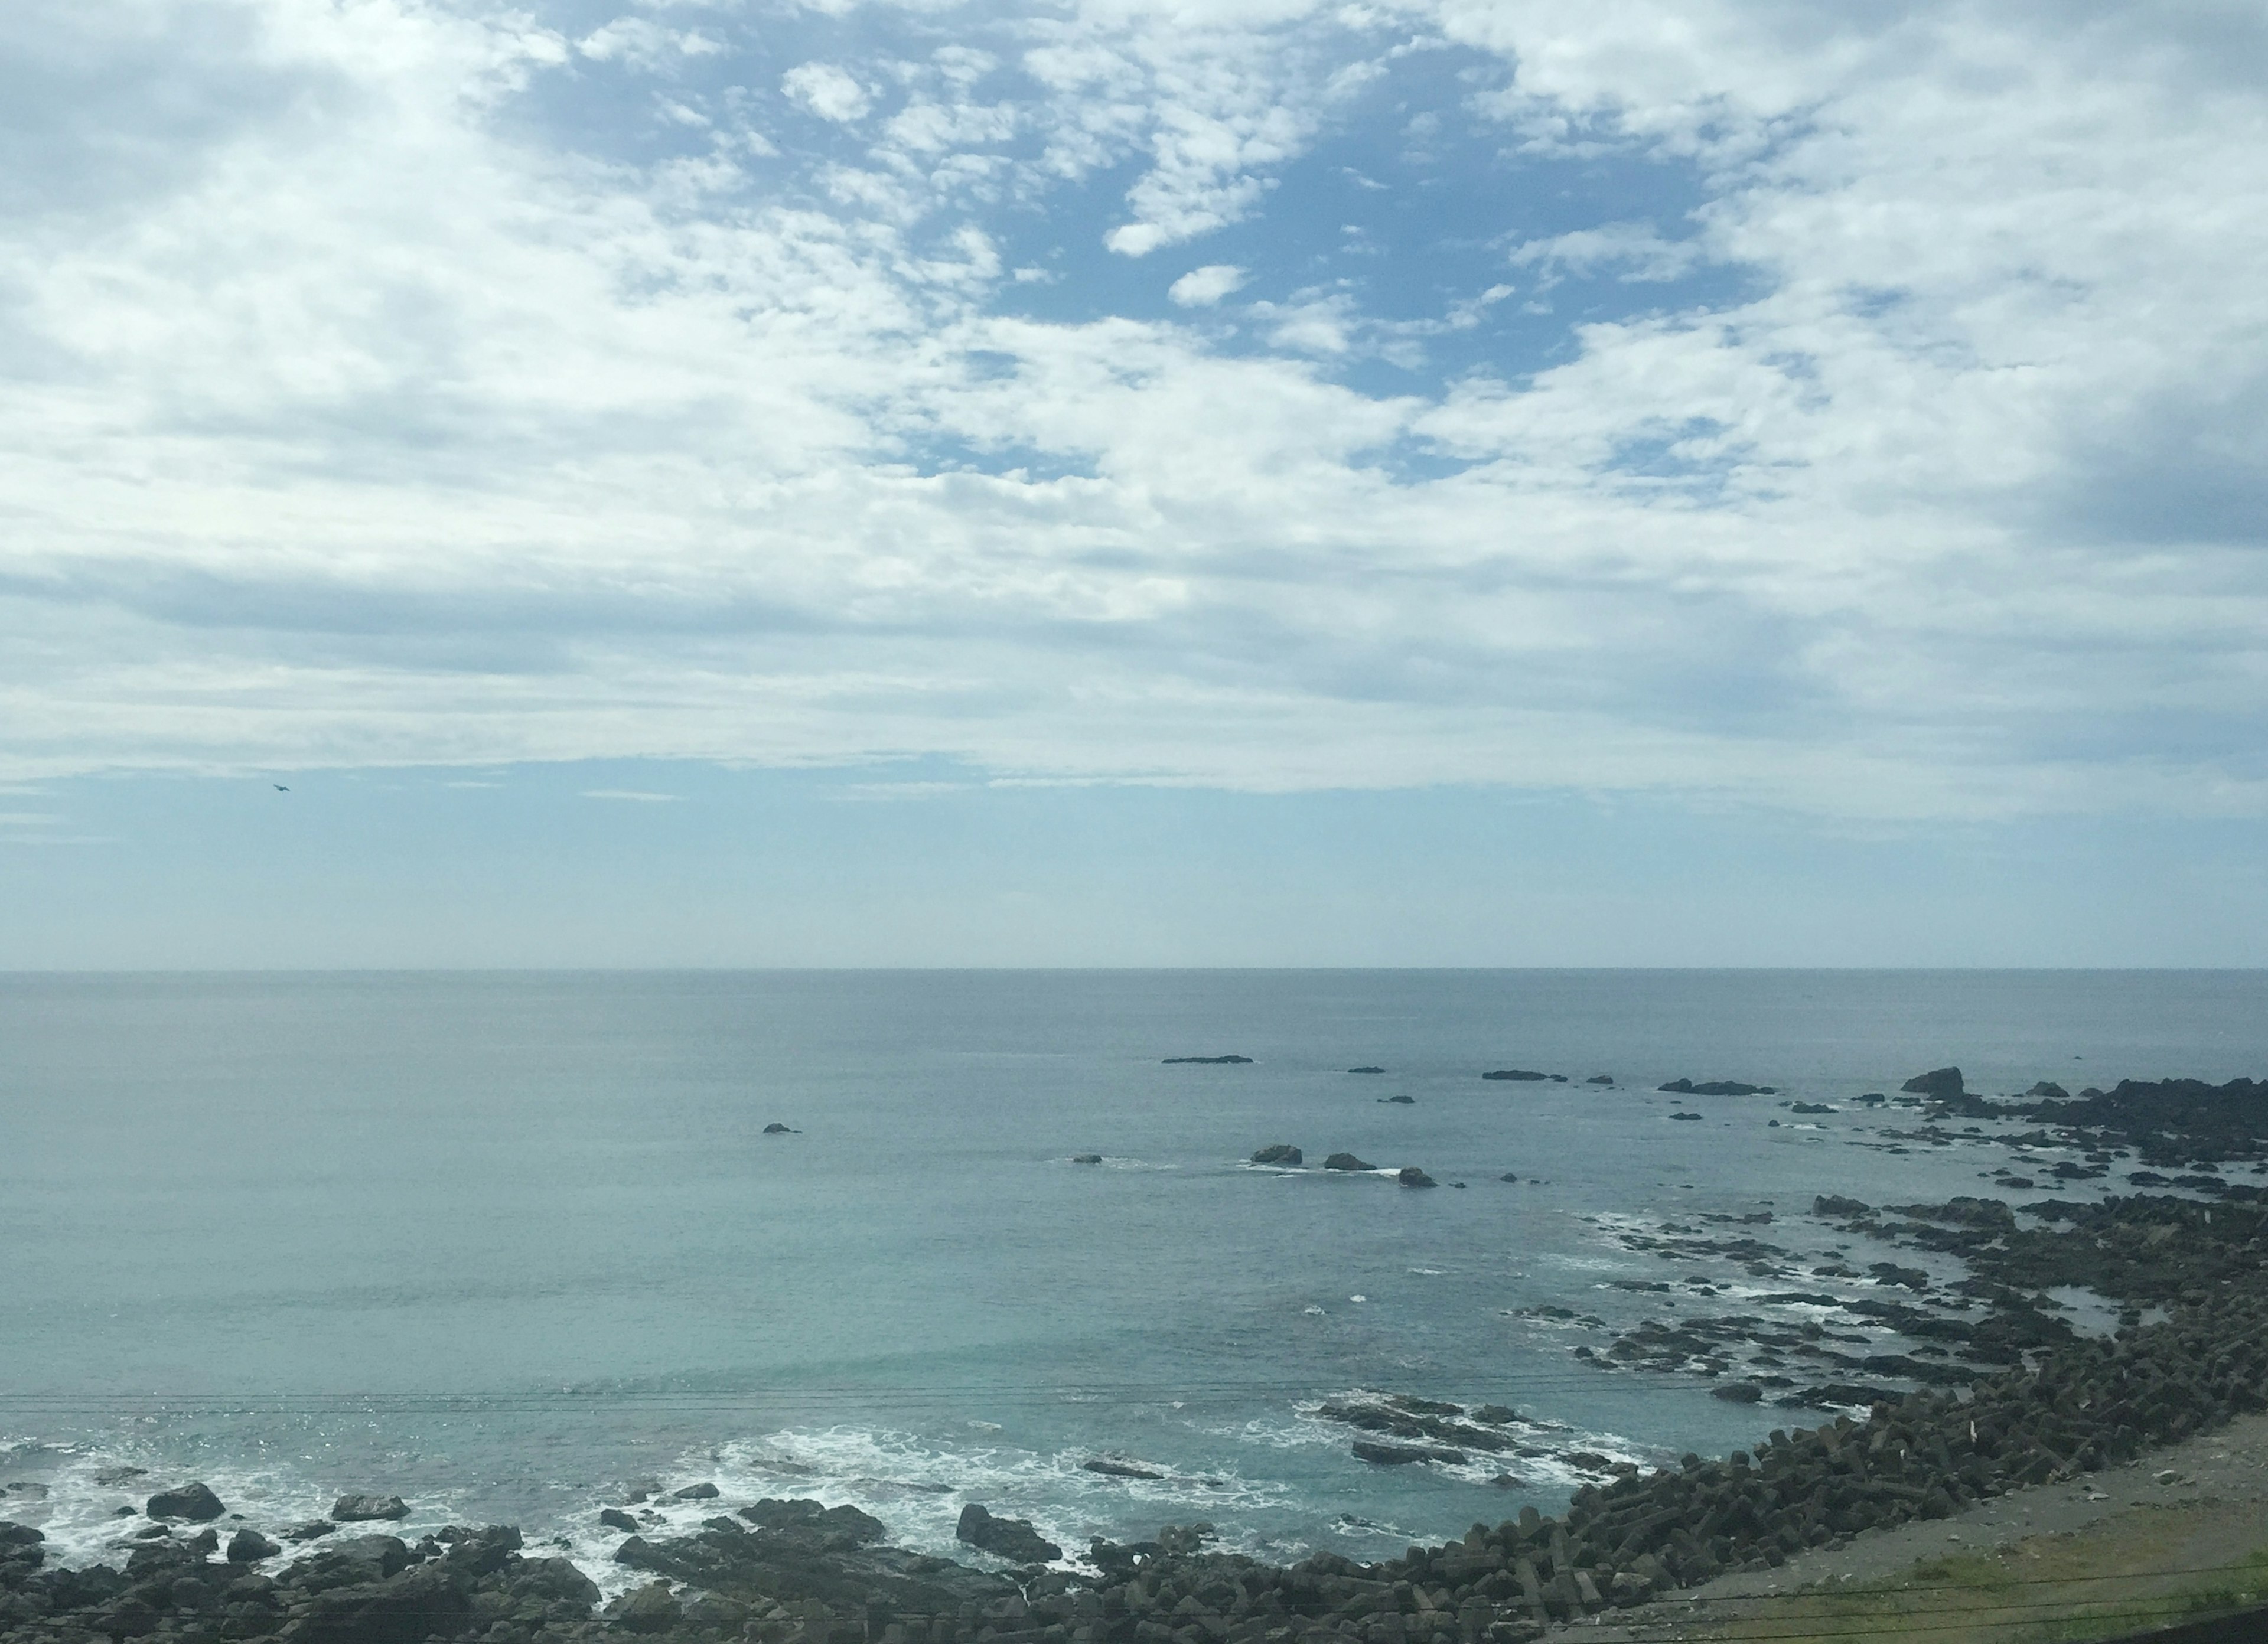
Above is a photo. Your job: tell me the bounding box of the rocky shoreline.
[8,1074,2266,1644]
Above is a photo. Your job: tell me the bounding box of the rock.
[1,1482,47,1501]
[1161,1055,1252,1064]
[1813,1195,1873,1218]
[1660,1078,1774,1095]
[1250,1144,1302,1166]
[1894,1196,2015,1231]
[93,1466,148,1486]
[2024,1081,2071,1100]
[1397,1166,1438,1188]
[955,1503,1061,1564]
[1071,1153,1102,1163]
[667,1482,720,1501]
[1323,1153,1374,1172]
[601,1508,640,1532]
[1586,1074,1615,1085]
[1347,1066,1386,1074]
[282,1519,337,1542]
[610,1579,684,1632]
[764,1122,795,1134]
[227,1528,280,1562]
[1791,1101,1834,1114]
[1081,1459,1165,1479]
[1473,1405,1518,1424]
[332,1493,410,1521]
[1670,1111,1703,1121]
[1484,1069,1550,1081]
[1901,1066,1965,1097]
[145,1482,225,1521]
[1380,1094,1415,1104]
[1710,1382,1764,1403]
[1352,1439,1465,1466]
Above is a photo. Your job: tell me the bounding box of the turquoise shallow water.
[3,970,2264,1586]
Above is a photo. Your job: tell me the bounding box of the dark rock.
[599,1507,638,1532]
[1352,1439,1465,1466]
[146,1482,224,1521]
[1660,1078,1774,1095]
[226,1529,279,1563]
[608,1578,683,1631]
[1670,1112,1703,1121]
[1710,1382,1764,1403]
[764,1123,795,1134]
[1322,1153,1373,1172]
[1894,1197,2015,1231]
[1380,1094,1415,1104]
[331,1493,410,1522]
[1397,1166,1438,1188]
[1162,1055,1252,1065]
[1081,1459,1165,1480]
[955,1504,1061,1564]
[1813,1195,1873,1218]
[2023,1082,2070,1100]
[1071,1153,1102,1163]
[0,1522,43,1548]
[1586,1075,1615,1085]
[1790,1101,1834,1114]
[1902,1067,1965,1098]
[438,1524,523,1577]
[1347,1066,1386,1074]
[667,1482,720,1502]
[1250,1144,1302,1166]
[1473,1405,1518,1424]
[288,1534,413,1593]
[1484,1069,1550,1081]
[1500,1172,1519,1182]
[282,1519,336,1542]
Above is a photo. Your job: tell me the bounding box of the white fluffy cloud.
[1,0,2264,823]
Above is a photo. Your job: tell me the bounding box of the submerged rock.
[1080,1458,1164,1479]
[1353,1438,1465,1466]
[1346,1065,1386,1074]
[1071,1153,1102,1164]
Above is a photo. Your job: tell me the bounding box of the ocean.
[4,970,2264,1589]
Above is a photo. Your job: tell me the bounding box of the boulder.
[2023,1081,2071,1100]
[1499,1172,1519,1182]
[1380,1094,1415,1104]
[1250,1144,1302,1166]
[1397,1166,1439,1188]
[1071,1153,1102,1164]
[226,1528,281,1563]
[332,1493,410,1522]
[1901,1066,1964,1098]
[955,1503,1061,1564]
[1710,1382,1764,1403]
[0,1522,43,1548]
[601,1508,641,1532]
[667,1482,720,1501]
[1813,1195,1872,1218]
[1322,1153,1374,1172]
[609,1580,684,1634]
[289,1563,471,1644]
[282,1519,337,1542]
[145,1482,225,1522]
[1586,1075,1615,1085]
[763,1123,795,1134]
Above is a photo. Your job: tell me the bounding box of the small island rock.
[1322,1152,1373,1172]
[1249,1144,1302,1166]
[1396,1166,1438,1188]
[1901,1066,1965,1097]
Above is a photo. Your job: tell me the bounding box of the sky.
[3,0,2266,966]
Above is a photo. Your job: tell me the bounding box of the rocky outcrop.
[1162,1055,1252,1064]
[227,1529,280,1563]
[1347,1066,1386,1074]
[1901,1066,1964,1098]
[954,1504,1062,1565]
[1397,1166,1439,1188]
[1658,1079,1776,1096]
[1250,1144,1302,1166]
[1483,1070,1552,1081]
[1081,1459,1164,1480]
[1322,1153,1373,1172]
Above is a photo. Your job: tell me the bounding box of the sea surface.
[4,970,2265,1588]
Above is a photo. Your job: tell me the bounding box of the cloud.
[1166,263,1246,306]
[782,61,872,123]
[0,0,2264,824]
[581,790,683,803]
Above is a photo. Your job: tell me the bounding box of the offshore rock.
[1659,1078,1775,1096]
[1397,1166,1439,1188]
[1250,1144,1303,1166]
[1901,1066,1965,1098]
[1162,1055,1252,1064]
[621,1498,1011,1613]
[1082,1459,1165,1480]
[1323,1153,1374,1172]
[1353,1439,1466,1466]
[1484,1069,1550,1081]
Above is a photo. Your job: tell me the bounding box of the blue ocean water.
[3,970,2264,1587]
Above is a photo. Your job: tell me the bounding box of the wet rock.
[146,1482,225,1522]
[1500,1172,1520,1182]
[1071,1153,1102,1163]
[609,1578,683,1633]
[1710,1382,1764,1403]
[1162,1055,1252,1064]
[332,1493,410,1522]
[1397,1166,1439,1188]
[1081,1458,1165,1479]
[1352,1440,1465,1466]
[1670,1112,1703,1121]
[1250,1144,1302,1166]
[2023,1081,2070,1100]
[600,1508,640,1532]
[1380,1094,1416,1104]
[282,1519,337,1542]
[1901,1067,1964,1098]
[764,1123,796,1134]
[667,1482,720,1502]
[1347,1066,1386,1074]
[1587,1074,1615,1085]
[1813,1195,1873,1218]
[956,1504,1061,1564]
[1484,1069,1550,1081]
[1323,1153,1373,1172]
[226,1529,280,1563]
